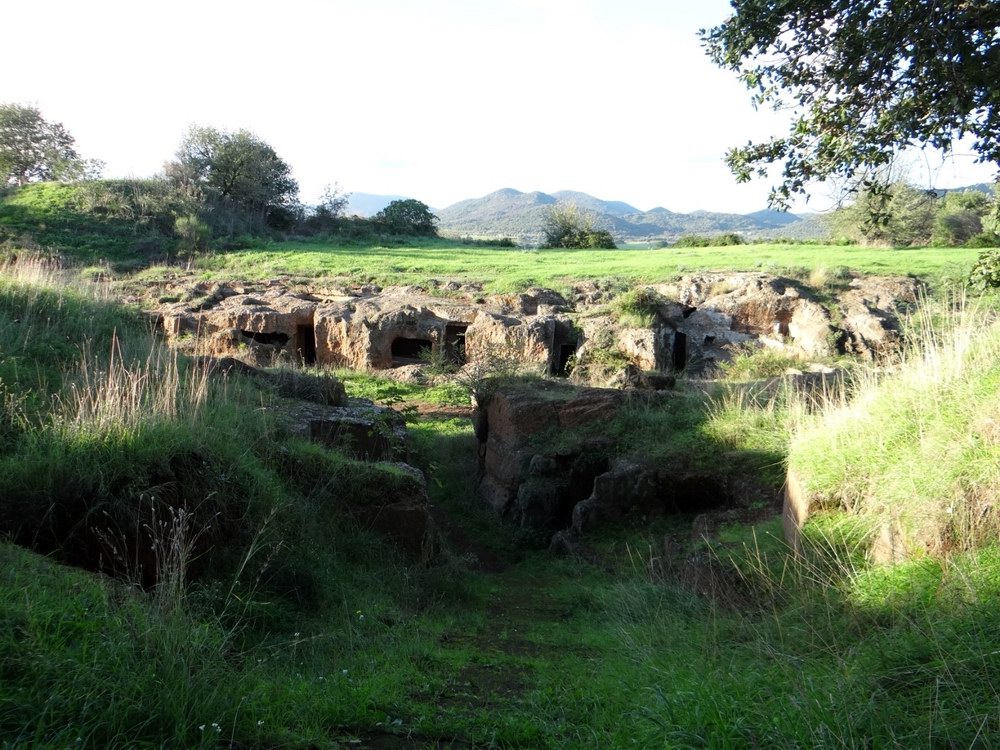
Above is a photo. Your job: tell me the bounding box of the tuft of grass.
[610,286,665,327]
[718,345,805,380]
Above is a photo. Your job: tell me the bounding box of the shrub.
[541,204,617,249]
[373,199,438,237]
[970,249,1000,288]
[966,232,1000,249]
[673,233,745,247]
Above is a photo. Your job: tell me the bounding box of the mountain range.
[435,188,827,244]
[347,189,827,244]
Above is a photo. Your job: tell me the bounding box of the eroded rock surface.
[152,273,922,383]
[474,383,737,539]
[475,382,626,520]
[837,276,922,358]
[158,283,576,375]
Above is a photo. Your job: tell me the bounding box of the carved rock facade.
[153,272,922,381]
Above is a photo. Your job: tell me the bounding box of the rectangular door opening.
[297,324,317,365]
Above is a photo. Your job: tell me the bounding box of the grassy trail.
[378,409,649,748]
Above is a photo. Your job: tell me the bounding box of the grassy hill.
[0,181,180,264]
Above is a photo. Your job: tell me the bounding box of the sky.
[3,0,996,214]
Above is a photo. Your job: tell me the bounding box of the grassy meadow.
[1,238,1000,748]
[130,239,982,292]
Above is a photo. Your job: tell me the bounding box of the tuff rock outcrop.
[474,383,736,539]
[152,272,922,383]
[156,283,577,375]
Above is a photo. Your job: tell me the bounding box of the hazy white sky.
[4,0,995,213]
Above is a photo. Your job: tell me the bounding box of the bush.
[541,204,617,249]
[966,232,1000,249]
[673,233,745,247]
[970,249,1000,288]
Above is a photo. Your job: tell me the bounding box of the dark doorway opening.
[551,453,610,529]
[668,476,728,514]
[297,324,317,365]
[553,343,577,376]
[391,337,432,365]
[444,324,468,365]
[672,331,687,371]
[241,331,290,347]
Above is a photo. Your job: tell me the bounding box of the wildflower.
[257,720,264,727]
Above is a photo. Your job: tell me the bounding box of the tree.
[932,189,991,246]
[165,125,298,233]
[315,183,350,221]
[301,182,351,233]
[374,199,438,236]
[0,103,92,186]
[541,203,617,249]
[826,181,937,246]
[703,1,1000,208]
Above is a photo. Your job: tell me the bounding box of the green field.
[151,239,979,292]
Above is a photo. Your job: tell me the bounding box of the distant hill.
[436,188,828,245]
[549,191,640,217]
[742,208,806,228]
[934,183,995,198]
[437,189,556,239]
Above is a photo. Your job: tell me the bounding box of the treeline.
[826,181,1000,248]
[0,104,438,261]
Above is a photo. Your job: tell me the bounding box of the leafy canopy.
[165,125,298,231]
[374,198,438,236]
[703,1,1000,208]
[0,103,95,186]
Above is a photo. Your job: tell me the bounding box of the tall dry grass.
[789,291,1000,556]
[57,335,213,433]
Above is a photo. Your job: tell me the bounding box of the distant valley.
[348,188,829,245]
